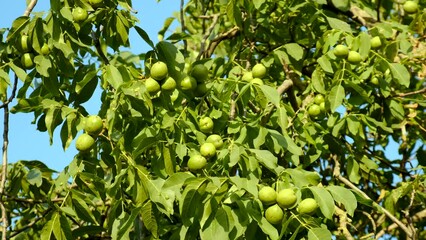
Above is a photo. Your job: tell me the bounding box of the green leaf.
[31,18,44,52]
[327,186,357,216]
[10,62,28,81]
[135,26,155,49]
[284,43,304,61]
[347,157,361,184]
[253,0,265,9]
[227,0,242,26]
[72,192,98,224]
[308,227,332,240]
[277,107,289,134]
[389,63,410,87]
[116,11,130,45]
[34,55,52,77]
[286,169,320,187]
[230,176,258,198]
[257,216,279,240]
[180,178,209,226]
[200,208,229,239]
[158,17,175,38]
[6,16,29,41]
[40,212,72,240]
[326,17,352,33]
[268,130,303,156]
[388,99,405,120]
[58,213,73,240]
[328,84,345,112]
[45,107,63,145]
[104,65,123,89]
[26,168,42,187]
[229,144,242,167]
[259,85,280,107]
[346,115,360,136]
[111,206,143,240]
[358,32,371,59]
[162,172,194,199]
[311,69,326,94]
[141,201,158,238]
[250,149,283,175]
[309,186,335,219]
[331,0,350,11]
[253,127,268,149]
[163,144,176,176]
[317,56,333,73]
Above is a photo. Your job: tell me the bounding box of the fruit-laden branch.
[332,154,414,238]
[205,26,240,58]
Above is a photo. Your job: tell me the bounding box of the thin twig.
[337,175,413,238]
[376,209,426,239]
[206,26,240,58]
[0,74,19,109]
[395,87,426,97]
[9,208,52,238]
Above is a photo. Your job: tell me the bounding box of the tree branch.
[332,154,414,238]
[229,92,238,120]
[375,209,426,239]
[260,63,298,126]
[206,26,239,58]
[9,208,52,238]
[180,0,187,53]
[0,74,19,109]
[0,97,10,240]
[335,206,354,240]
[197,14,220,60]
[23,0,38,17]
[395,87,426,97]
[91,28,109,65]
[337,174,414,238]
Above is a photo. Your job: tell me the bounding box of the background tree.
[0,0,425,239]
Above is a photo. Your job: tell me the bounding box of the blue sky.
[0,1,180,171]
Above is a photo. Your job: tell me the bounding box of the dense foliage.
[0,0,425,239]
